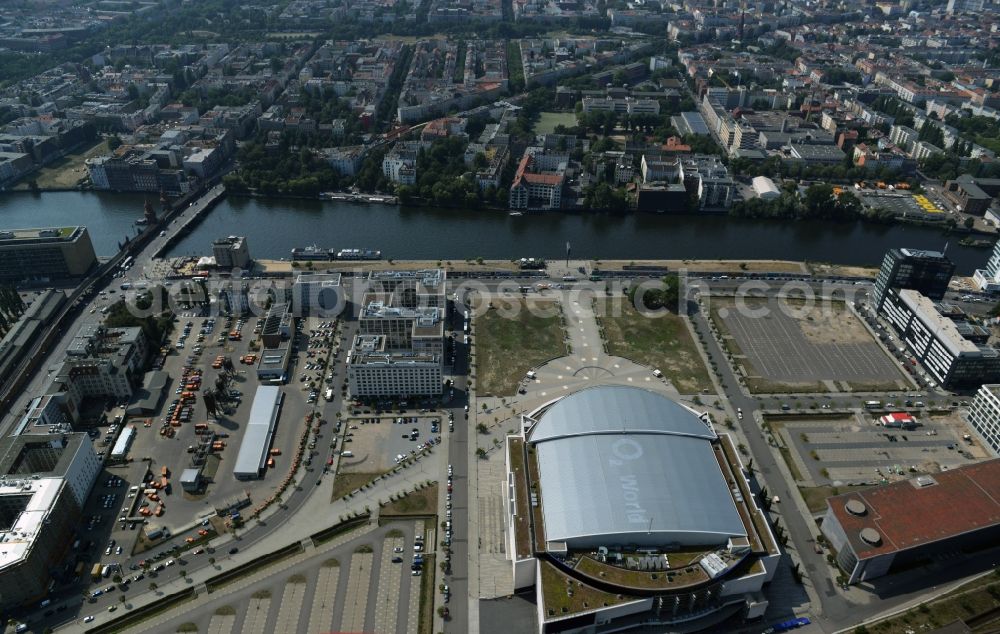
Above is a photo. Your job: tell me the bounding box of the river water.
[0,191,989,274]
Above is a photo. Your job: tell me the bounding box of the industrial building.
[347,335,442,398]
[233,386,283,480]
[255,346,292,383]
[968,385,1000,454]
[211,236,251,270]
[822,460,1000,584]
[0,434,100,609]
[880,288,1000,389]
[873,247,955,310]
[0,290,66,390]
[505,386,780,634]
[109,425,136,460]
[0,226,97,283]
[291,272,345,318]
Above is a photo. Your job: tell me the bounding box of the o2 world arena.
[504,386,781,634]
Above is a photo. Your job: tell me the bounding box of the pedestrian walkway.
[242,595,270,634]
[340,552,374,633]
[306,561,341,634]
[274,577,308,632]
[205,612,235,634]
[374,536,404,634]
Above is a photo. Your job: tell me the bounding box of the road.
[688,286,1000,632]
[441,297,471,633]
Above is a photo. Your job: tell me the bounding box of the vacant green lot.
[601,302,712,394]
[16,139,108,190]
[382,484,438,516]
[860,574,1000,634]
[476,300,565,396]
[331,472,383,501]
[535,111,577,135]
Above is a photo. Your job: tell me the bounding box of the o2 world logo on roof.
[609,438,649,526]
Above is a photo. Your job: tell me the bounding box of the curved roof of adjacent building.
[528,386,745,548]
[528,385,717,443]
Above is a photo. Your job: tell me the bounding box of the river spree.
[0,191,991,274]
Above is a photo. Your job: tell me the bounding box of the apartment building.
[382,141,419,185]
[509,154,564,211]
[679,155,734,210]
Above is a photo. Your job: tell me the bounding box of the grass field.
[798,484,877,513]
[860,573,1000,634]
[475,300,565,396]
[600,302,713,394]
[381,484,438,516]
[417,553,436,634]
[331,472,383,501]
[534,111,577,135]
[15,139,108,190]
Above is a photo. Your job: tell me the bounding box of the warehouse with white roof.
[233,386,283,480]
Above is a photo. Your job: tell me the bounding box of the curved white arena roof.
[528,386,746,549]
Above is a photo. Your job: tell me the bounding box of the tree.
[964,216,975,229]
[629,273,680,312]
[107,135,122,151]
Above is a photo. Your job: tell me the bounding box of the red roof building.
[822,459,1000,583]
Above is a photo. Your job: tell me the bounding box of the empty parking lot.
[715,298,906,390]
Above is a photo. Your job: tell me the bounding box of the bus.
[91,563,103,581]
[865,401,882,409]
[120,256,133,271]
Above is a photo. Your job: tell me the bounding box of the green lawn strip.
[475,301,565,396]
[331,471,385,501]
[381,483,438,516]
[601,302,712,393]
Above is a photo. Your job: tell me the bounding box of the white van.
[653,369,663,378]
